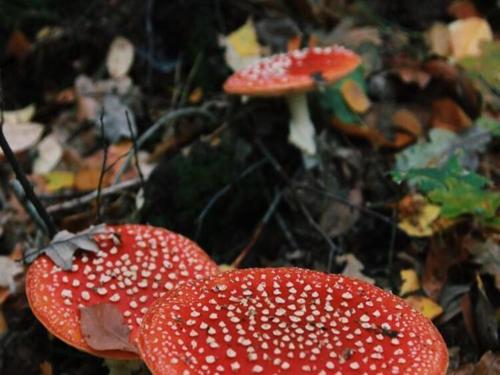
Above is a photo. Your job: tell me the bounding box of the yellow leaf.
[400,269,421,295]
[398,200,441,237]
[226,19,260,57]
[405,295,443,320]
[44,171,75,192]
[449,17,493,59]
[340,79,371,113]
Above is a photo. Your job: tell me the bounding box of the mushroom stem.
[285,93,316,156]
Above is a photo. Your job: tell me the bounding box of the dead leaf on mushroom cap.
[80,303,138,353]
[24,224,108,270]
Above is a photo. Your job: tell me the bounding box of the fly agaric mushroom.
[137,267,448,374]
[25,224,218,359]
[224,46,361,157]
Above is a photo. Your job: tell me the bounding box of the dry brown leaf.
[474,351,500,375]
[106,36,135,79]
[319,187,362,238]
[392,109,423,138]
[74,168,104,191]
[0,309,7,336]
[80,303,138,353]
[448,0,480,20]
[431,98,472,132]
[449,17,493,59]
[340,80,371,113]
[39,361,53,375]
[5,30,31,60]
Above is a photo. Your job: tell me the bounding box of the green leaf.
[318,66,366,124]
[460,41,500,89]
[393,157,499,221]
[476,116,500,137]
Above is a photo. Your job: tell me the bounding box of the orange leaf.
[431,98,471,132]
[340,79,371,113]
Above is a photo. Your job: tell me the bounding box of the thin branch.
[47,178,141,214]
[255,139,341,257]
[113,106,214,184]
[195,159,268,239]
[0,72,56,237]
[179,52,203,107]
[125,110,145,189]
[95,112,109,223]
[231,189,284,268]
[293,184,396,226]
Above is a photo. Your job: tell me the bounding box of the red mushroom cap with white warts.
[137,267,448,375]
[223,45,361,97]
[26,224,218,359]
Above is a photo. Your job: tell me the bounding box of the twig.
[195,159,268,239]
[125,110,145,189]
[47,178,141,214]
[179,52,203,107]
[0,72,57,237]
[293,184,396,226]
[95,112,109,223]
[255,139,341,257]
[275,212,300,251]
[231,189,284,268]
[113,106,215,184]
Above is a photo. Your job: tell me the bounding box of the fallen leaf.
[43,171,75,192]
[398,195,441,237]
[220,19,262,71]
[448,17,493,59]
[319,187,362,238]
[431,98,471,132]
[0,309,7,336]
[460,41,500,88]
[404,295,443,319]
[337,253,375,284]
[3,104,36,124]
[340,79,371,113]
[0,256,23,293]
[80,303,137,353]
[24,224,107,270]
[425,23,451,56]
[0,122,44,158]
[34,134,63,174]
[39,361,53,375]
[448,0,480,20]
[5,30,31,60]
[392,108,423,138]
[74,167,104,191]
[473,351,500,375]
[400,269,421,295]
[106,36,135,79]
[468,240,500,289]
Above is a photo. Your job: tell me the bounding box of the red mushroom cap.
[137,267,448,375]
[26,224,218,359]
[223,46,361,97]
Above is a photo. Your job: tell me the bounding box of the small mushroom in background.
[137,267,449,375]
[224,46,361,166]
[25,224,218,360]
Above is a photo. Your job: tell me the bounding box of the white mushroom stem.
[285,93,317,156]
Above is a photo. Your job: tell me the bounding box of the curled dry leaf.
[24,224,107,270]
[80,303,138,353]
[106,36,135,79]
